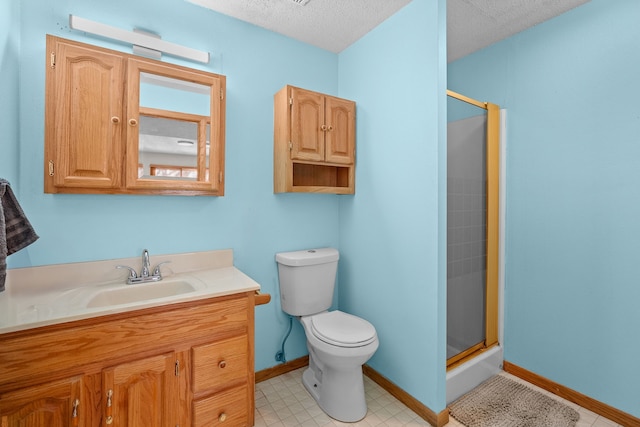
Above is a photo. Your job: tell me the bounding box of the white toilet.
[276,247,379,422]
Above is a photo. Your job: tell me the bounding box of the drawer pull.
[218,412,227,422]
[218,360,227,369]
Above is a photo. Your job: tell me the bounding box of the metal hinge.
[175,361,180,376]
[289,97,293,107]
[48,160,55,176]
[50,52,56,68]
[219,171,223,183]
[220,88,224,101]
[288,141,293,151]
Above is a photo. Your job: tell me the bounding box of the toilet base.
[302,363,367,422]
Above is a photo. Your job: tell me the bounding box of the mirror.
[138,73,210,181]
[125,58,225,194]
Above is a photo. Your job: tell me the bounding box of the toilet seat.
[310,311,377,348]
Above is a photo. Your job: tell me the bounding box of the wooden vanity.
[0,250,262,427]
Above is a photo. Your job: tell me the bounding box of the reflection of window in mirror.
[138,73,211,182]
[149,165,209,180]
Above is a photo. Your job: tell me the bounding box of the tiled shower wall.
[447,112,487,359]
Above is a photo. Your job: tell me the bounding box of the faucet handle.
[116,265,138,279]
[152,261,171,278]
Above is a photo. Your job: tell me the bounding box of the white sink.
[85,280,199,308]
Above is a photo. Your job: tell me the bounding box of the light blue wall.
[7,0,451,414]
[0,0,20,184]
[339,0,448,412]
[449,0,640,417]
[12,0,342,373]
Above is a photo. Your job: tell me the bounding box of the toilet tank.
[276,248,339,316]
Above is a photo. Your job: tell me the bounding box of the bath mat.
[449,375,580,427]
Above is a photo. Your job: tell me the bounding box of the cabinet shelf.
[292,163,352,192]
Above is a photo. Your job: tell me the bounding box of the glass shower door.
[447,91,499,367]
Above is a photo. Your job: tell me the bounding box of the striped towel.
[0,179,39,292]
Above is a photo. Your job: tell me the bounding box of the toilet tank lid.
[275,248,339,266]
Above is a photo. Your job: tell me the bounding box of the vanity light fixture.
[68,15,210,64]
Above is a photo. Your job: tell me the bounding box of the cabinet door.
[124,58,226,195]
[103,352,178,427]
[45,36,125,191]
[0,376,82,427]
[290,87,325,162]
[324,95,355,165]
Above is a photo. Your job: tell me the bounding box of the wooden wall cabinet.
[274,85,356,194]
[0,293,255,427]
[44,35,226,196]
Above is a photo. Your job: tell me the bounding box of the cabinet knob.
[328,125,333,131]
[128,118,138,126]
[111,116,120,124]
[218,412,227,422]
[218,360,227,369]
[321,124,327,131]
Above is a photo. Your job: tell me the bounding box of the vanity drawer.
[193,384,249,427]
[192,334,248,394]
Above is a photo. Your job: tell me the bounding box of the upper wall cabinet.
[274,85,356,194]
[44,35,226,196]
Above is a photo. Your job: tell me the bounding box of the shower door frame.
[446,90,500,369]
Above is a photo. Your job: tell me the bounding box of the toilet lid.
[310,311,377,348]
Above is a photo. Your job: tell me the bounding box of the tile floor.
[254,368,623,427]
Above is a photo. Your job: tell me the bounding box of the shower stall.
[446,90,503,404]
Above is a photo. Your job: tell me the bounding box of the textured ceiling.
[186,0,591,59]
[187,0,412,53]
[447,0,590,61]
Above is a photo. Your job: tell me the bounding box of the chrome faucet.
[141,249,151,278]
[116,249,170,285]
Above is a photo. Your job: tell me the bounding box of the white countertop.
[0,249,260,335]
